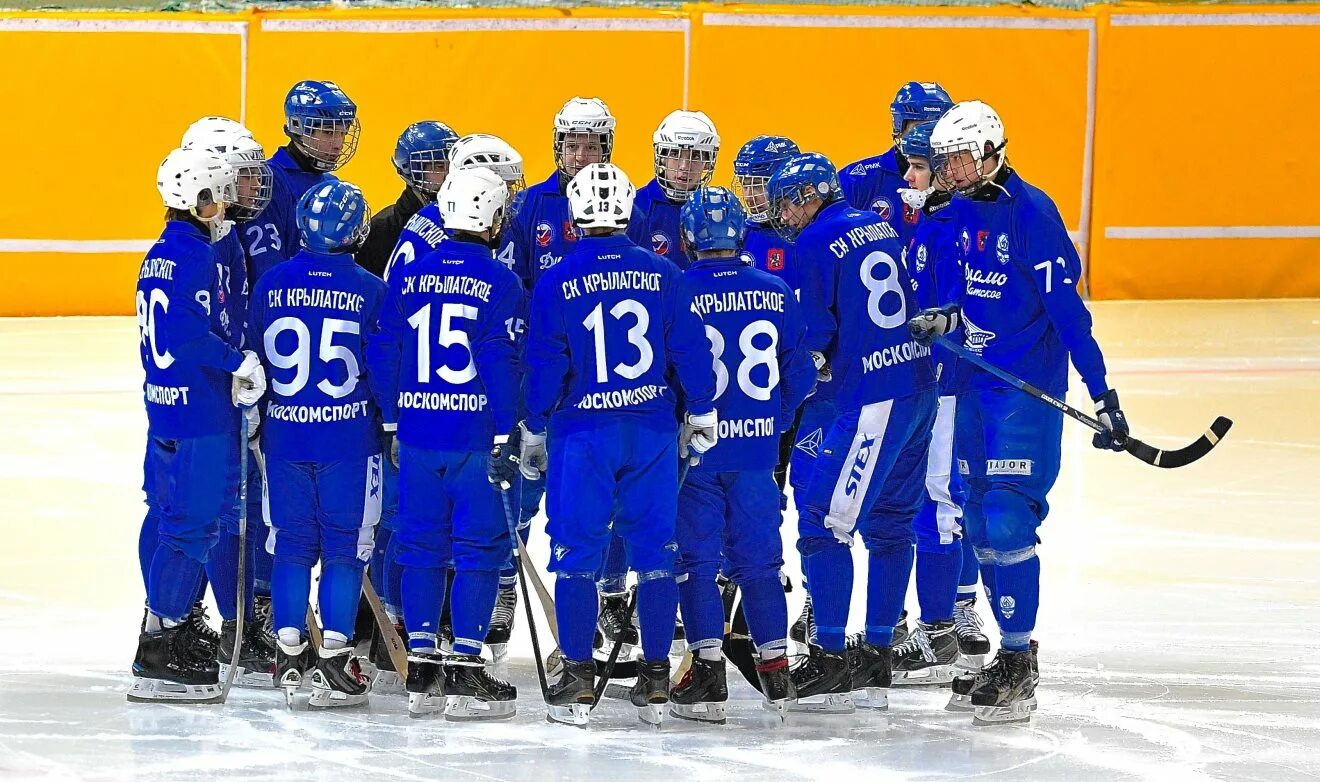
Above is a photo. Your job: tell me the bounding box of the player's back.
[801,201,935,410]
[682,258,812,472]
[386,201,448,282]
[249,248,386,461]
[378,238,522,453]
[744,222,800,300]
[631,178,690,269]
[527,233,684,434]
[137,220,240,439]
[839,148,907,237]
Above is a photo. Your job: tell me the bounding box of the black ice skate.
[953,598,992,670]
[485,586,518,670]
[845,634,891,710]
[128,625,222,703]
[276,637,314,708]
[405,651,445,717]
[218,618,276,689]
[892,620,960,687]
[630,658,671,726]
[307,644,370,709]
[947,639,1037,713]
[971,648,1038,725]
[177,602,223,668]
[443,654,517,721]
[892,609,910,648]
[669,656,728,724]
[789,646,854,714]
[789,595,816,650]
[546,658,597,727]
[755,655,794,721]
[597,590,639,653]
[369,621,407,695]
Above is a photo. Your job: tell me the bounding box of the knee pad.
[983,487,1040,554]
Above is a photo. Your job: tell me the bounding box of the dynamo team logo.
[872,198,892,221]
[963,313,997,355]
[652,232,670,256]
[535,222,553,247]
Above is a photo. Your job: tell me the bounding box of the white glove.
[518,421,548,481]
[231,350,266,407]
[679,410,719,466]
[809,351,833,384]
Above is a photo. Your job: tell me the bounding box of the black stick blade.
[1124,416,1233,469]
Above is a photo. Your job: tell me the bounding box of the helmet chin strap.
[192,204,234,243]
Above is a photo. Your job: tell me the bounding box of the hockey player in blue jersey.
[767,153,938,714]
[669,187,816,722]
[248,180,386,710]
[520,163,717,726]
[385,133,525,282]
[840,82,953,236]
[630,110,720,269]
[366,167,524,720]
[908,100,1129,724]
[733,135,801,295]
[130,148,267,703]
[271,80,358,204]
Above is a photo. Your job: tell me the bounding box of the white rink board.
[1,301,1319,781]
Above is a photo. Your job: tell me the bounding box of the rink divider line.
[1110,13,1320,27]
[0,240,155,253]
[701,13,1092,30]
[1105,226,1320,240]
[258,18,689,33]
[0,19,246,34]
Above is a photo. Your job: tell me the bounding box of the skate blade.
[127,677,223,704]
[787,692,855,714]
[372,671,407,696]
[407,691,446,718]
[761,698,790,723]
[546,703,591,727]
[945,691,975,712]
[893,664,959,687]
[638,703,665,727]
[308,688,369,710]
[956,653,988,671]
[283,687,297,709]
[218,663,275,689]
[851,686,889,711]
[445,695,516,722]
[669,701,727,724]
[971,696,1037,726]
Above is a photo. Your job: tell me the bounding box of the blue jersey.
[367,237,525,453]
[385,201,449,282]
[524,233,714,435]
[238,172,299,284]
[136,220,245,438]
[949,170,1109,400]
[905,201,964,393]
[799,201,935,410]
[630,179,692,270]
[839,148,916,238]
[269,147,332,212]
[743,222,801,300]
[248,250,387,462]
[680,257,815,472]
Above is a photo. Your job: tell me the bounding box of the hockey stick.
[219,414,250,703]
[592,585,638,707]
[937,337,1232,469]
[500,489,550,699]
[362,576,407,677]
[516,533,559,643]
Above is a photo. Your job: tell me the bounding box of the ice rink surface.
[1,300,1318,781]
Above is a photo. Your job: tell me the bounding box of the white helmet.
[450,134,525,189]
[183,130,273,220]
[567,163,635,231]
[929,100,1006,193]
[180,116,253,150]
[653,110,720,202]
[438,167,509,236]
[554,97,616,176]
[157,147,238,241]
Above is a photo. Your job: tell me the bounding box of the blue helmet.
[680,186,747,255]
[765,152,841,242]
[732,135,800,222]
[296,180,372,254]
[284,80,360,172]
[890,81,953,138]
[898,120,938,161]
[393,121,459,195]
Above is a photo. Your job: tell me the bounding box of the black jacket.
[356,186,427,279]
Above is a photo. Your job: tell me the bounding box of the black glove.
[1091,389,1129,451]
[381,423,399,468]
[488,425,524,490]
[907,305,961,347]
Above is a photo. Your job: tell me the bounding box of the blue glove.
[907,305,960,347]
[488,426,523,491]
[1092,389,1129,451]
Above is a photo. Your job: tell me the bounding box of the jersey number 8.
[706,320,779,401]
[862,250,907,329]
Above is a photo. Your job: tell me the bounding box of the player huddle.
[131,79,1129,728]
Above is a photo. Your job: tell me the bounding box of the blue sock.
[319,561,364,640]
[677,575,722,650]
[980,562,1000,624]
[191,570,208,605]
[204,528,253,622]
[739,574,789,653]
[865,545,913,647]
[916,546,960,623]
[147,544,205,623]
[271,559,311,637]
[138,512,159,598]
[450,569,499,655]
[802,542,852,652]
[401,566,446,651]
[555,575,598,662]
[993,555,1040,651]
[957,536,980,602]
[384,532,405,616]
[636,573,679,661]
[369,526,392,608]
[250,522,272,597]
